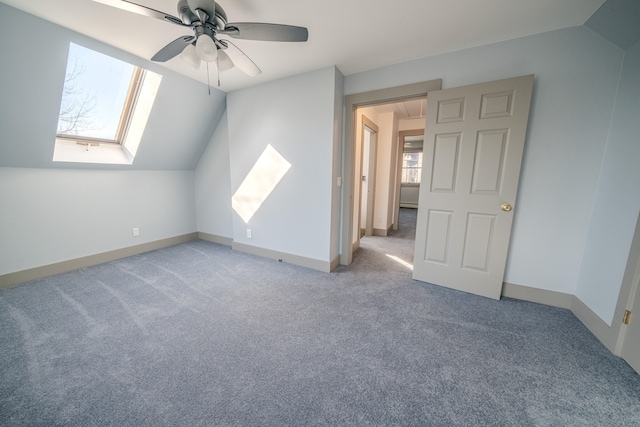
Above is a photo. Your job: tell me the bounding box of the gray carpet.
[1,209,639,426]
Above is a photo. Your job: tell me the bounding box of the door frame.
[340,79,442,265]
[360,116,379,238]
[613,211,640,358]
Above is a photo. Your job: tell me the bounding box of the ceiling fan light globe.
[179,44,201,69]
[196,35,218,62]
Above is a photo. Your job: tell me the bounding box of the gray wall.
[0,168,196,275]
[344,26,627,323]
[195,110,233,239]
[0,4,221,275]
[575,39,640,323]
[226,67,341,264]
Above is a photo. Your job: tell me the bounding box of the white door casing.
[341,80,443,266]
[357,116,379,241]
[412,75,534,299]
[620,255,640,374]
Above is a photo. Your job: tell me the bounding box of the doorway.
[351,99,428,253]
[342,75,534,302]
[341,79,442,265]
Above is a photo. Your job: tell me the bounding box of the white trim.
[501,282,572,308]
[53,139,133,165]
[613,211,640,355]
[340,79,442,266]
[232,241,337,273]
[570,295,618,353]
[197,232,233,247]
[373,225,393,237]
[502,282,620,354]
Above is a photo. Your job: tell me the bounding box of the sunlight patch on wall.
[232,144,291,223]
[386,254,413,270]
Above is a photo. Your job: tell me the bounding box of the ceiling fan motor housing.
[177,0,198,24]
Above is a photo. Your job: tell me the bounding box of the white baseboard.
[0,233,199,289]
[503,282,620,354]
[373,225,393,237]
[197,232,233,246]
[231,241,336,273]
[570,295,618,353]
[502,283,572,309]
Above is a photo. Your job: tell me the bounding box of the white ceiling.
[365,98,427,121]
[1,0,605,92]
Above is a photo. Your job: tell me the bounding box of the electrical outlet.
[246,229,252,239]
[133,227,139,237]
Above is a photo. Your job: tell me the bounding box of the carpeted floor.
[1,209,639,425]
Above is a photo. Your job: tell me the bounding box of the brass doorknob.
[501,203,513,212]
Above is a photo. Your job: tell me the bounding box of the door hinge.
[623,310,632,325]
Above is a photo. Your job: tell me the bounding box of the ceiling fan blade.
[151,36,196,62]
[219,39,261,77]
[221,23,308,42]
[214,1,227,23]
[93,0,186,26]
[217,50,234,72]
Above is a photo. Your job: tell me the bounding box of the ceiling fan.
[94,0,308,78]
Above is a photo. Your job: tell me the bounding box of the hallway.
[356,207,417,273]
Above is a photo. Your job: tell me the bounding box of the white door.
[358,121,378,238]
[412,75,534,299]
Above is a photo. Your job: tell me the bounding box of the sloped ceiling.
[0,3,226,171]
[0,0,606,93]
[585,0,640,50]
[3,0,636,171]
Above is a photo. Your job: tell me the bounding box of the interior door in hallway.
[360,123,377,237]
[412,75,534,299]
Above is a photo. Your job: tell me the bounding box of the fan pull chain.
[206,61,211,96]
[216,56,221,87]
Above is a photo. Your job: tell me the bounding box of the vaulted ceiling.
[0,0,610,92]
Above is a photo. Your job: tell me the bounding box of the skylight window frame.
[55,63,147,147]
[53,43,163,166]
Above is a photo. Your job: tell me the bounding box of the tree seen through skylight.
[57,43,135,141]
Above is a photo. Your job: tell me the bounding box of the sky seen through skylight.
[57,43,134,140]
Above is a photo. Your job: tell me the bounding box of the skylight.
[53,43,162,165]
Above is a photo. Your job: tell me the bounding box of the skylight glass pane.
[57,43,135,141]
